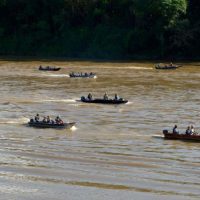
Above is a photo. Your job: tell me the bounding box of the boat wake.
[152,134,164,139]
[0,117,29,124]
[126,101,133,105]
[97,66,152,70]
[16,99,76,104]
[124,66,153,70]
[40,99,76,103]
[40,74,69,78]
[71,126,77,131]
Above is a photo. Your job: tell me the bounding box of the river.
[0,60,199,200]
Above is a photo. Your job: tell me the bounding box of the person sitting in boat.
[170,62,173,67]
[55,116,63,124]
[114,94,119,100]
[55,116,59,124]
[59,118,64,124]
[42,116,47,123]
[46,116,51,123]
[104,93,108,100]
[35,113,40,122]
[172,125,179,134]
[185,126,191,135]
[88,93,92,100]
[191,125,196,135]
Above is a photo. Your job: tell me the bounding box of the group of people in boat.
[70,72,95,77]
[32,113,64,124]
[39,65,57,70]
[173,124,198,135]
[87,93,120,101]
[156,62,179,69]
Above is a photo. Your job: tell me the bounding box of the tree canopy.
[0,0,199,59]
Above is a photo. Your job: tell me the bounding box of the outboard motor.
[163,130,168,134]
[81,96,85,101]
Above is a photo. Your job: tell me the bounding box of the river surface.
[0,60,200,200]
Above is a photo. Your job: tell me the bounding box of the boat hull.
[163,130,200,141]
[28,122,76,129]
[81,97,128,104]
[69,74,96,78]
[39,67,61,71]
[155,65,179,70]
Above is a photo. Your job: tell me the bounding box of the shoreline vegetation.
[0,56,199,64]
[0,0,199,60]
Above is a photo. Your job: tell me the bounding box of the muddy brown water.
[0,61,200,200]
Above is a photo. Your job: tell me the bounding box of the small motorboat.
[28,120,75,129]
[155,64,181,70]
[69,73,97,78]
[38,66,61,71]
[80,96,128,104]
[163,130,200,141]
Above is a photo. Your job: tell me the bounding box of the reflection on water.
[0,61,200,200]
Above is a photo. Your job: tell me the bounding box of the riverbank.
[0,55,199,64]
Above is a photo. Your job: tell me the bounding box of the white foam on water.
[0,184,39,193]
[41,99,76,103]
[133,134,152,137]
[124,66,153,70]
[96,66,152,70]
[15,99,76,104]
[71,126,77,131]
[40,74,69,78]
[152,135,164,139]
[69,104,80,107]
[0,117,29,124]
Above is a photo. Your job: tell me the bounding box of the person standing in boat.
[172,125,179,134]
[104,93,108,100]
[35,113,40,122]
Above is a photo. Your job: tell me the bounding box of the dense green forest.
[0,0,199,60]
